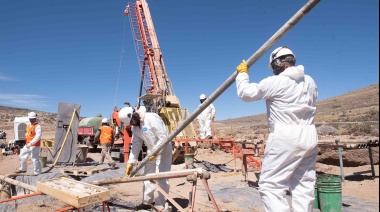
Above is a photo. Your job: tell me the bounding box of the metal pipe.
[338,147,345,182]
[155,183,186,212]
[130,0,321,176]
[0,191,43,203]
[201,177,220,212]
[92,168,203,185]
[55,206,76,212]
[233,141,260,145]
[368,146,375,177]
[318,144,347,148]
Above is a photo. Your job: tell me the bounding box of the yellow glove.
[148,149,157,161]
[126,163,133,176]
[148,155,157,161]
[212,114,215,120]
[236,60,249,74]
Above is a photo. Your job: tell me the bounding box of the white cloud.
[0,94,50,108]
[0,73,16,81]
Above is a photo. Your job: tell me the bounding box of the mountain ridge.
[1,83,379,133]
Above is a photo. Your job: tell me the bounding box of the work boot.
[155,203,172,212]
[134,203,152,210]
[108,161,117,168]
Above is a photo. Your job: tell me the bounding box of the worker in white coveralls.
[119,106,172,211]
[94,118,116,167]
[235,46,318,212]
[15,112,42,175]
[196,94,216,139]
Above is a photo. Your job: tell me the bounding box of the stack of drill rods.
[91,168,205,186]
[130,0,321,177]
[318,140,379,149]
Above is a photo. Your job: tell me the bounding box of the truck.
[77,116,103,151]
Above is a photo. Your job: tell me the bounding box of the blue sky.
[0,0,378,121]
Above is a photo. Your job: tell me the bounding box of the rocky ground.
[0,130,379,211]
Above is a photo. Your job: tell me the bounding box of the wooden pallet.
[37,177,110,208]
[60,166,117,176]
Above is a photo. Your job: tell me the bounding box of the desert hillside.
[215,83,379,140]
[0,83,379,140]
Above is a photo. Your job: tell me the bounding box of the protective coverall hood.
[138,107,146,121]
[280,65,305,81]
[118,107,134,124]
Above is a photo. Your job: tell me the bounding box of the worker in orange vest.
[15,111,42,175]
[95,118,116,167]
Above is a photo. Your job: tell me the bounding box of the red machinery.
[111,107,132,162]
[118,0,263,173]
[118,0,197,164]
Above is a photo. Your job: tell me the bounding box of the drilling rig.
[111,0,197,163]
[112,1,263,176]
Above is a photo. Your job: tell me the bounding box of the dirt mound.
[317,147,379,167]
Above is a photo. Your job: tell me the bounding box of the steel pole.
[130,0,321,177]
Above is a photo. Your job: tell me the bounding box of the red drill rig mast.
[125,0,179,112]
[112,0,196,164]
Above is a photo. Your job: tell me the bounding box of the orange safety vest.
[25,123,41,146]
[99,126,113,144]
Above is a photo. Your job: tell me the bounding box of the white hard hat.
[28,112,37,119]
[101,118,108,123]
[268,46,295,70]
[118,107,134,124]
[199,94,206,100]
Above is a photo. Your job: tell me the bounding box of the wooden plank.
[37,177,110,208]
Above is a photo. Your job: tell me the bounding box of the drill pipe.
[0,175,38,192]
[92,168,204,185]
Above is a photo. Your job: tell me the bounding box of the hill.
[0,106,56,131]
[215,83,379,139]
[0,83,379,139]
